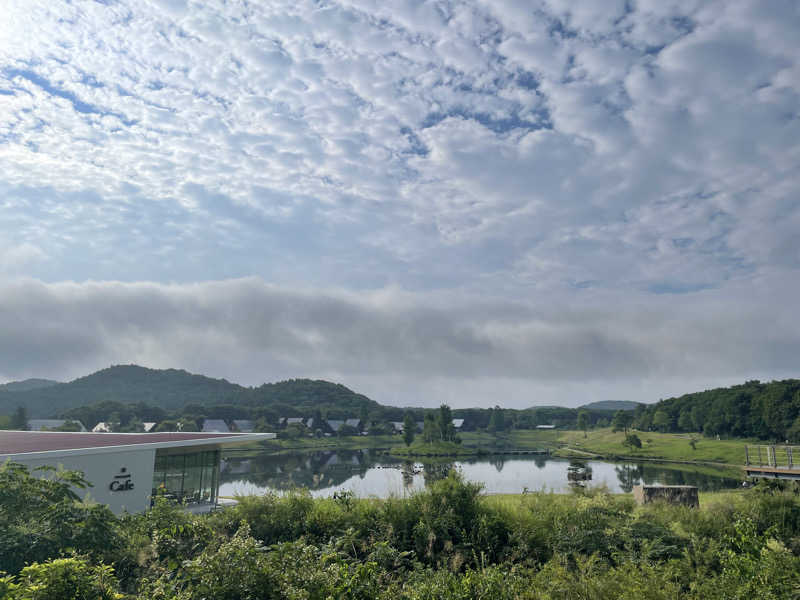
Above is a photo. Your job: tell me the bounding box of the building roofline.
[0,431,275,461]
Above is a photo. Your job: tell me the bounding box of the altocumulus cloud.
[1,277,798,407]
[0,0,798,405]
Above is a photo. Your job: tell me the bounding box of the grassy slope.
[251,434,397,451]
[390,440,477,457]
[249,427,751,466]
[556,428,752,465]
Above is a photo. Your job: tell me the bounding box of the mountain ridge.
[0,365,378,418]
[0,378,61,392]
[579,400,643,412]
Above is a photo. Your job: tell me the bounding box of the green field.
[251,427,753,466]
[556,428,752,465]
[389,440,479,457]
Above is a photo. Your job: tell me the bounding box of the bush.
[6,557,121,600]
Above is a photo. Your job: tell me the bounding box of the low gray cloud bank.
[1,277,797,407]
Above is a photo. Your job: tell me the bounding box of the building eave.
[0,432,275,461]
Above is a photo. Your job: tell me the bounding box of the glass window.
[152,448,220,506]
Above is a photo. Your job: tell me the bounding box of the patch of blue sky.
[513,69,540,90]
[421,108,550,134]
[569,280,599,290]
[3,68,137,126]
[671,237,694,249]
[647,281,715,294]
[399,126,428,156]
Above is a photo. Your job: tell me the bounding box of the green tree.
[611,410,633,435]
[51,420,84,432]
[652,410,671,432]
[359,405,370,432]
[10,405,28,430]
[437,404,456,442]
[422,413,437,443]
[488,406,505,433]
[677,410,694,432]
[623,433,642,450]
[155,419,179,432]
[577,411,589,438]
[403,412,416,447]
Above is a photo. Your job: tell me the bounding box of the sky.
[0,0,798,408]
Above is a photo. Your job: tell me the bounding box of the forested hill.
[0,378,60,392]
[634,379,800,440]
[580,400,642,411]
[0,365,379,418]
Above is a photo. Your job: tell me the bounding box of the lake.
[218,449,743,498]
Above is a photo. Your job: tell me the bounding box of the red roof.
[0,431,251,455]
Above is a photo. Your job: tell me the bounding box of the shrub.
[7,557,121,600]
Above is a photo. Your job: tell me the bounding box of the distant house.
[92,422,114,433]
[202,419,230,433]
[143,422,157,432]
[28,419,87,432]
[326,418,360,433]
[391,421,404,433]
[283,417,304,427]
[452,419,464,430]
[327,420,345,433]
[536,425,556,429]
[232,419,254,433]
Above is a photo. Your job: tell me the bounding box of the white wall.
[14,448,156,514]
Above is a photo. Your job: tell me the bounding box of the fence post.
[789,447,794,469]
[745,446,750,466]
[758,446,763,466]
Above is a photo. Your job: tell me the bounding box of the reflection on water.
[218,449,743,498]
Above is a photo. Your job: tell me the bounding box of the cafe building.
[0,430,274,514]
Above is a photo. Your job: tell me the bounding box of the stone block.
[633,485,699,508]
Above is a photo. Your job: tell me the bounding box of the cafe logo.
[109,467,134,492]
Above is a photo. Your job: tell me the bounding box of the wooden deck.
[744,445,800,480]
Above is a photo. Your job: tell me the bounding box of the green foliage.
[577,410,588,436]
[403,412,416,447]
[637,379,800,440]
[611,410,633,434]
[623,433,642,449]
[488,405,507,433]
[437,405,458,442]
[0,462,121,575]
[8,456,800,598]
[5,557,122,600]
[10,405,28,430]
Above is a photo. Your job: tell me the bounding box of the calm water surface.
[218,449,742,498]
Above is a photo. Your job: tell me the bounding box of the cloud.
[0,277,797,407]
[0,1,797,403]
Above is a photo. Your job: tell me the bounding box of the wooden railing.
[745,445,800,469]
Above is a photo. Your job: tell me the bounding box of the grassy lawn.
[242,427,752,466]
[390,440,478,457]
[556,428,753,465]
[240,434,398,452]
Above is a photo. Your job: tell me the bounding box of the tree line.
[630,379,800,440]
